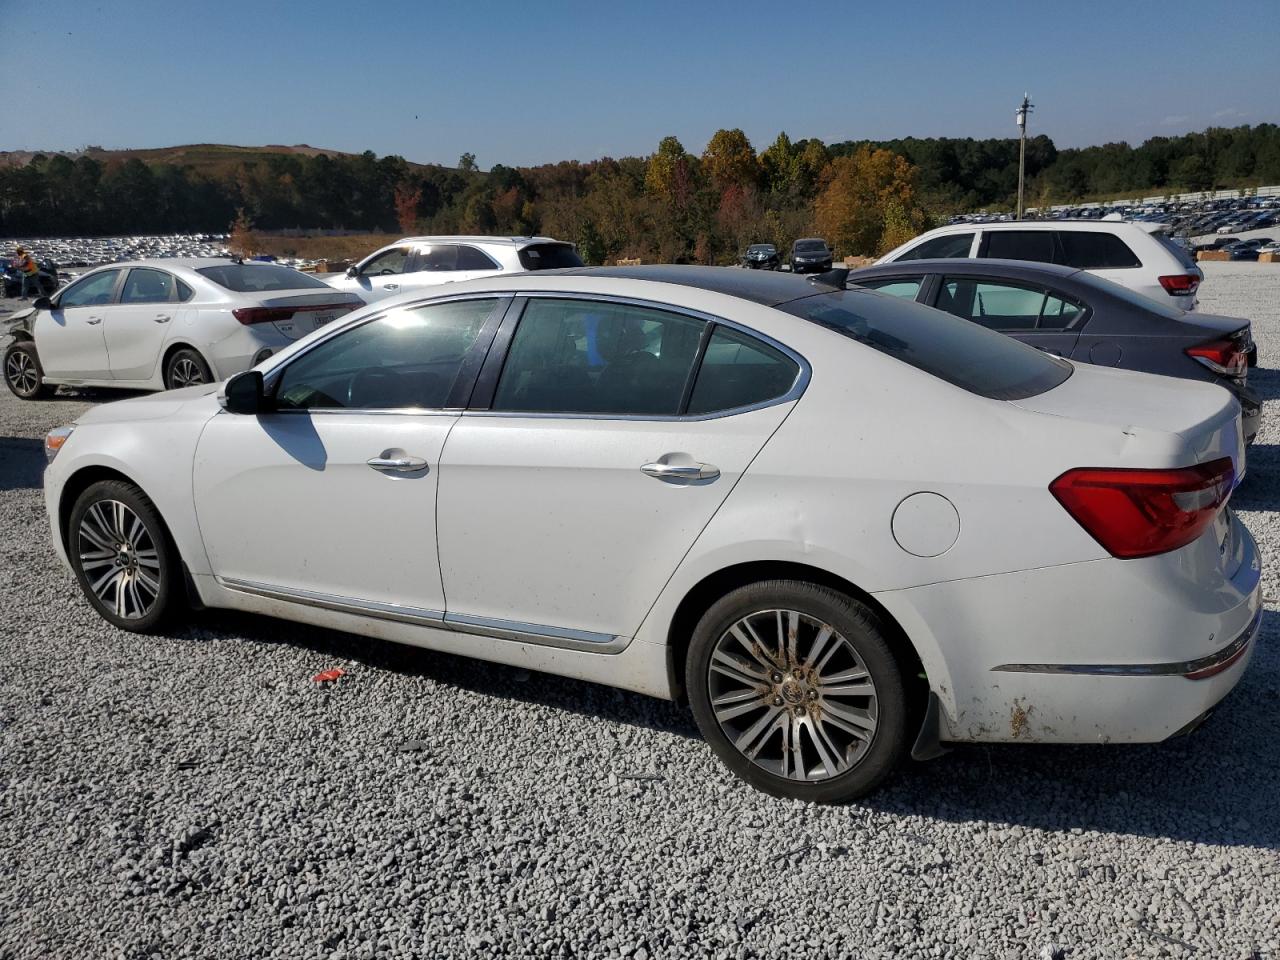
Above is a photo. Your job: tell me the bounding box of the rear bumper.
[874,512,1262,744]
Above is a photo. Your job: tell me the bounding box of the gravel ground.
[1,265,1279,960]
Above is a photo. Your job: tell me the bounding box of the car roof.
[924,220,1150,235]
[548,264,841,307]
[81,258,278,271]
[396,235,567,247]
[850,258,1087,282]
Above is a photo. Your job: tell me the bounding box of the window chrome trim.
[473,290,811,422]
[217,578,630,654]
[991,608,1260,678]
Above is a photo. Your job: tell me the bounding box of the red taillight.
[232,303,354,326]
[1186,338,1248,377]
[1050,457,1235,559]
[1158,273,1200,296]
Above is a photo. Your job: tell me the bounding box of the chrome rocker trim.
[218,577,629,654]
[991,608,1261,679]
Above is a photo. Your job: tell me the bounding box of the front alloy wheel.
[69,480,179,632]
[4,341,53,399]
[688,581,907,802]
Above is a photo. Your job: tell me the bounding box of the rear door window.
[415,244,459,272]
[120,268,178,304]
[982,230,1057,264]
[1057,232,1142,269]
[455,245,501,270]
[779,288,1071,401]
[855,277,924,300]
[897,233,973,261]
[938,278,1086,332]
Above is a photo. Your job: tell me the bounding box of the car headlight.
[45,424,74,463]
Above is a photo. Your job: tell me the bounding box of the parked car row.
[739,239,835,274]
[35,264,1259,803]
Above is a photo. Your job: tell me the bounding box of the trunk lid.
[253,291,362,340]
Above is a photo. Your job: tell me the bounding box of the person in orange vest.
[13,247,39,299]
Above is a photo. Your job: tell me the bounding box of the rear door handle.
[86,316,102,325]
[383,283,400,291]
[641,461,720,481]
[367,455,428,473]
[154,313,171,323]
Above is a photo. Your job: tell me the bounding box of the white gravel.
[2,267,1279,959]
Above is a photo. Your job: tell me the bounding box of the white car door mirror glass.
[223,370,265,414]
[275,298,498,411]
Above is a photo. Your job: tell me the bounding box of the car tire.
[164,348,213,390]
[3,340,53,400]
[68,479,183,633]
[686,580,908,803]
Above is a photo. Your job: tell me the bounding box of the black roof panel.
[549,264,836,306]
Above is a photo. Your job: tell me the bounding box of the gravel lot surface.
[2,265,1278,959]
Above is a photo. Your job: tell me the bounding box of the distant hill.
[0,143,436,173]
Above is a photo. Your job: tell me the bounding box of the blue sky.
[10,0,1279,169]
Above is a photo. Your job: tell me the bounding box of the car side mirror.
[221,370,266,414]
[32,296,52,310]
[345,265,359,278]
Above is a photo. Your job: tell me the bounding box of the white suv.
[879,220,1204,310]
[323,235,582,304]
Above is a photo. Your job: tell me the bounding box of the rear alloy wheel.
[4,341,53,399]
[68,480,181,632]
[164,348,212,390]
[687,580,908,802]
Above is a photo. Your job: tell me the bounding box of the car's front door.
[349,245,414,302]
[35,268,122,380]
[108,267,182,381]
[192,296,506,615]
[435,296,805,644]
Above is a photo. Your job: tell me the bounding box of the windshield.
[795,240,827,252]
[748,245,775,253]
[778,288,1072,401]
[197,264,330,293]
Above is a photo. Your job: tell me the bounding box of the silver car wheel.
[77,500,162,620]
[168,357,205,388]
[708,608,879,782]
[5,350,38,394]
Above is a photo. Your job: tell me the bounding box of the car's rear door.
[108,267,182,381]
[434,295,805,644]
[192,295,506,616]
[35,268,121,380]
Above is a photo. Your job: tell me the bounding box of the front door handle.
[86,316,102,325]
[367,455,428,473]
[383,282,400,291]
[154,313,171,323]
[641,461,720,481]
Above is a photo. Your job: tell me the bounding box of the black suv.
[741,244,780,270]
[790,238,833,274]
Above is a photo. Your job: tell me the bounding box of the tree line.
[2,123,1278,263]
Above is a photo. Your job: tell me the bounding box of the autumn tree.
[645,136,696,209]
[758,131,799,195]
[814,147,924,256]
[702,128,758,192]
[227,207,259,256]
[393,180,423,234]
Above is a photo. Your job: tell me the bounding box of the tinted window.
[1152,232,1198,270]
[176,279,194,302]
[937,279,1046,331]
[517,243,584,270]
[456,245,500,270]
[795,240,827,252]
[983,230,1057,263]
[897,232,973,261]
[778,288,1071,401]
[361,247,412,275]
[492,298,703,415]
[856,277,923,300]
[1039,293,1085,330]
[1057,231,1141,269]
[121,268,176,304]
[687,327,799,415]
[274,298,497,410]
[59,269,120,307]
[416,245,459,271]
[197,264,329,292]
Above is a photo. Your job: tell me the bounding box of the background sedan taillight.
[1050,457,1235,559]
[1186,338,1248,377]
[1158,273,1200,296]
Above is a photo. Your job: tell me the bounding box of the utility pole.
[1016,93,1034,220]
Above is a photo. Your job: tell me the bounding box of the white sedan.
[40,266,1259,801]
[4,259,362,399]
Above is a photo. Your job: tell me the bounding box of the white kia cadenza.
[40,266,1260,802]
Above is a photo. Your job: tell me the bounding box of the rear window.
[196,263,329,293]
[1151,232,1199,271]
[518,243,584,271]
[779,288,1071,401]
[1057,231,1141,269]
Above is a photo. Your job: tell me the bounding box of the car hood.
[75,384,221,425]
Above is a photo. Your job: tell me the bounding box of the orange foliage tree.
[814,147,926,257]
